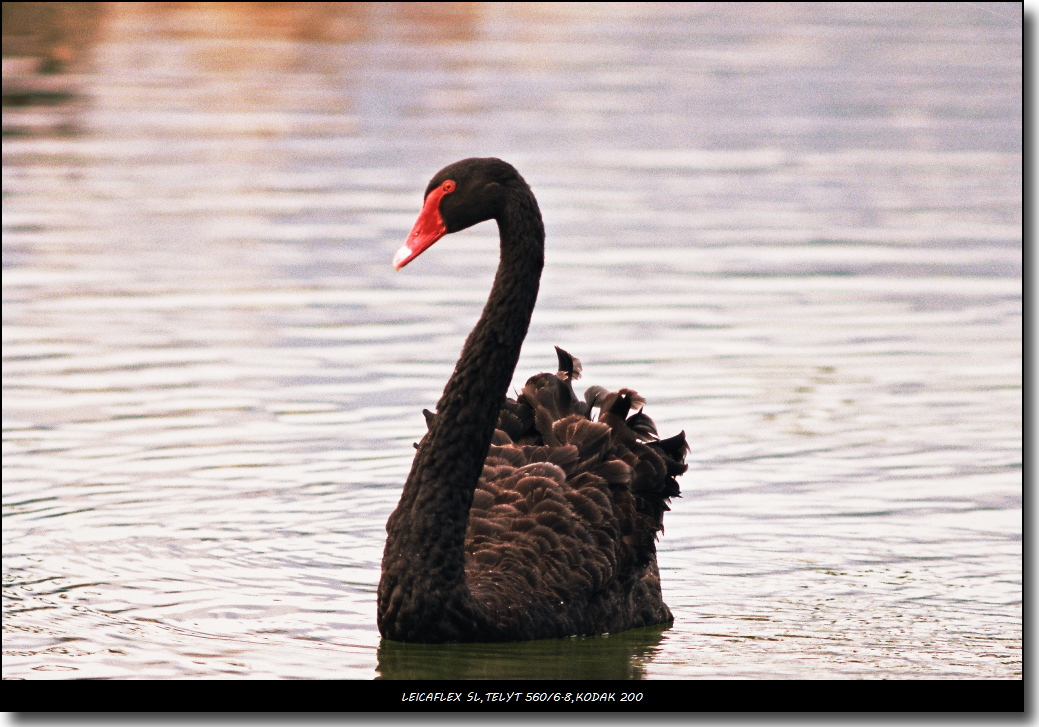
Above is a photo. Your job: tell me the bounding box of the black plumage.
[378,158,687,643]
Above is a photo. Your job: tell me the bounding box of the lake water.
[2,2,1021,680]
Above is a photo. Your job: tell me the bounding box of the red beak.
[393,184,451,270]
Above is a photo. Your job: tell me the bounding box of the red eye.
[442,180,456,193]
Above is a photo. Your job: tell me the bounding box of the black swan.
[378,158,687,643]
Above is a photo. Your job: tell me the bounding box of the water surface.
[2,2,1021,679]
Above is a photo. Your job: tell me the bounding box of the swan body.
[378,158,686,643]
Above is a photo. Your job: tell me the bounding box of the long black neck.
[378,184,544,642]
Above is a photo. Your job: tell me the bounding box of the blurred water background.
[2,2,1021,679]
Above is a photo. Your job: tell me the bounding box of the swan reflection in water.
[376,622,671,679]
[378,159,688,644]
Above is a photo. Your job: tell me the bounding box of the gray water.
[2,2,1021,679]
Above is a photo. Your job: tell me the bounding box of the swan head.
[393,158,522,270]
